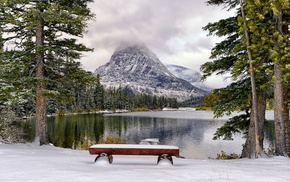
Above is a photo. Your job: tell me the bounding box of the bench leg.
[157,154,173,165]
[94,153,113,164]
[108,154,113,164]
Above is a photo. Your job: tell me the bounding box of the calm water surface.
[25,110,275,159]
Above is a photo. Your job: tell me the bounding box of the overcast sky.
[79,0,235,87]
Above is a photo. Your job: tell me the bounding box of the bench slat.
[89,144,179,157]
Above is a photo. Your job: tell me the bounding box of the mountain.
[166,64,212,91]
[94,44,208,101]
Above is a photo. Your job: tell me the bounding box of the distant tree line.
[3,71,179,117]
[46,78,179,115]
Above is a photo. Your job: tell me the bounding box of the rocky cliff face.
[94,44,208,101]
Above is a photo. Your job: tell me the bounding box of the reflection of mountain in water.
[101,116,246,158]
[102,116,208,150]
[23,112,274,159]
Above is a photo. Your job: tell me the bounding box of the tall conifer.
[0,0,94,145]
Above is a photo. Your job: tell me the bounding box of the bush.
[0,109,26,144]
[130,108,150,112]
[214,151,240,160]
[265,147,275,156]
[98,136,128,144]
[55,110,67,115]
[196,106,212,110]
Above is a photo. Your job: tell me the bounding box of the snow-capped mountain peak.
[94,44,208,101]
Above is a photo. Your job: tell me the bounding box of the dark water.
[24,110,275,159]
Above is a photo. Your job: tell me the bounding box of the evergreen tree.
[271,0,289,157]
[203,0,269,158]
[94,75,105,110]
[239,0,262,158]
[0,0,94,145]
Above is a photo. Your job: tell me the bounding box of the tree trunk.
[35,10,49,145]
[241,94,266,158]
[274,62,286,156]
[282,23,290,156]
[273,11,287,156]
[283,84,290,156]
[239,0,262,157]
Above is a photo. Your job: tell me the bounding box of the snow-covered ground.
[1,143,290,182]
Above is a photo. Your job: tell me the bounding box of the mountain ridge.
[94,44,208,101]
[166,64,212,91]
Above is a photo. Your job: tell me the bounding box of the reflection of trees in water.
[46,114,105,149]
[102,116,209,148]
[264,120,275,149]
[24,114,275,153]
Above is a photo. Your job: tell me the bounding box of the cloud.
[80,0,235,87]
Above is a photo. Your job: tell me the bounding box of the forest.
[0,0,290,159]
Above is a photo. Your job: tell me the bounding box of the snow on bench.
[139,138,159,145]
[89,144,180,165]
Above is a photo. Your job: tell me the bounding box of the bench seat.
[89,144,180,165]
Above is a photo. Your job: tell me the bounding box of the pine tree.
[239,0,262,158]
[269,0,289,156]
[0,0,94,145]
[203,0,268,158]
[94,75,105,110]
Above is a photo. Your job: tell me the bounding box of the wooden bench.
[89,144,180,165]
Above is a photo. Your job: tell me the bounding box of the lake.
[24,109,275,159]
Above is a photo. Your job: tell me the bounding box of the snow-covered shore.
[0,143,289,182]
